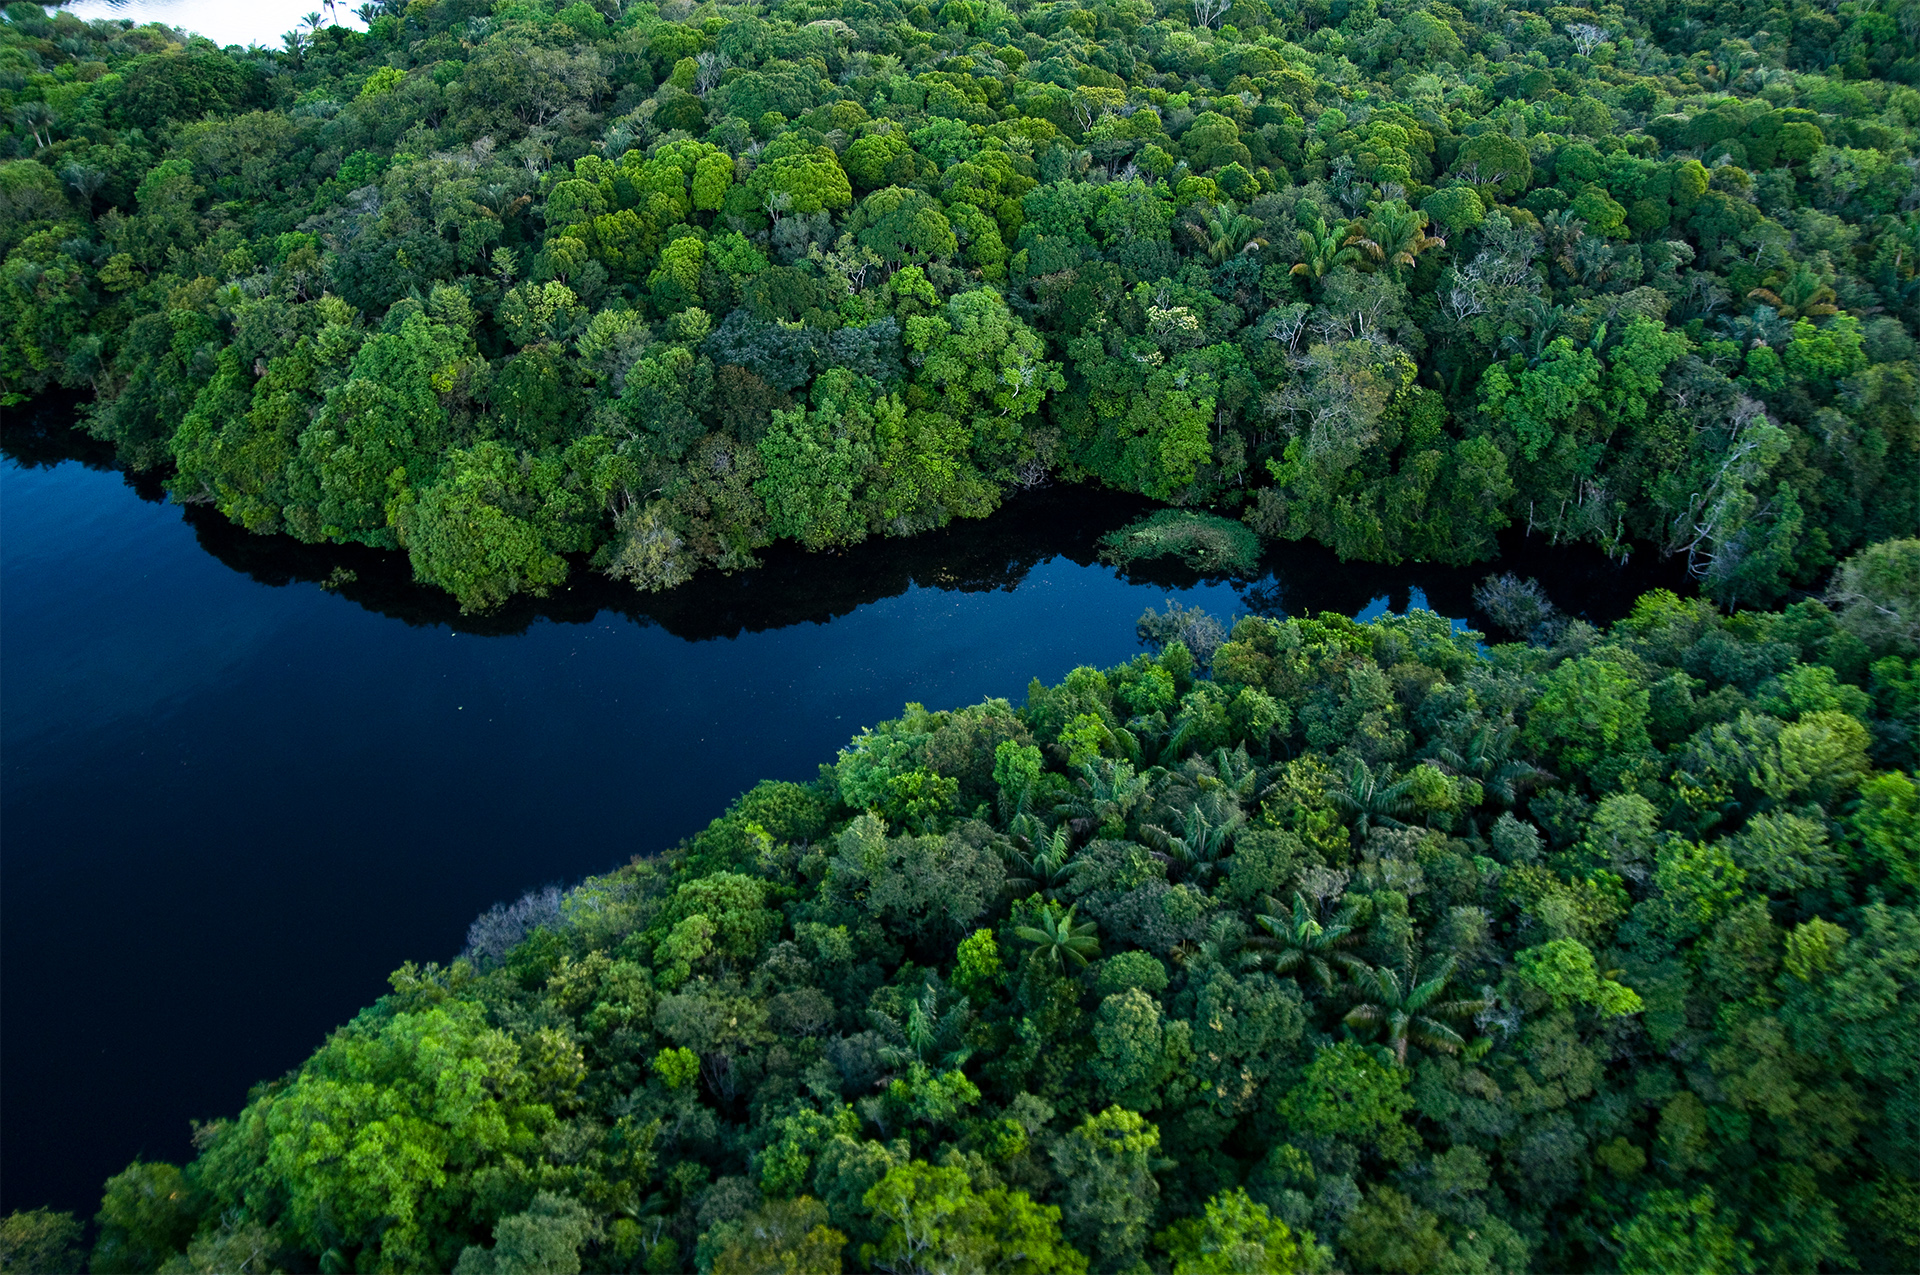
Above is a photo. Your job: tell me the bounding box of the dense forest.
[1,541,1915,1273]
[2,0,1916,608]
[5,0,1920,1268]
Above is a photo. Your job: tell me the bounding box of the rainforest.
[3,0,1920,1265]
[5,0,1920,609]
[5,564,1918,1274]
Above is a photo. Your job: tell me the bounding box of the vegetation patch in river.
[1097,510,1264,577]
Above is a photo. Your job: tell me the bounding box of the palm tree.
[1328,758,1417,841]
[1186,206,1269,267]
[1539,208,1587,276]
[1291,215,1361,286]
[614,1190,675,1271]
[1057,758,1149,838]
[1251,892,1367,993]
[1002,818,1082,903]
[1884,213,1920,282]
[1343,948,1488,1066]
[12,102,55,151]
[1502,296,1571,364]
[1143,801,1239,883]
[1176,914,1260,971]
[1432,723,1552,807]
[1210,745,1263,804]
[1014,903,1101,974]
[302,11,325,32]
[60,161,105,208]
[1345,202,1445,272]
[873,978,974,1070]
[1747,265,1839,320]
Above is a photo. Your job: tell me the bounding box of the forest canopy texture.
[3,0,1918,608]
[5,544,1916,1275]
[5,0,1920,1266]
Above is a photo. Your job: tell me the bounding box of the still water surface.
[0,410,1681,1216]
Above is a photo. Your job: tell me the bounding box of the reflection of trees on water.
[6,393,1690,643]
[181,483,1160,642]
[1223,532,1693,636]
[3,390,124,474]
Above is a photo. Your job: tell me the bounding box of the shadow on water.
[177,481,1163,641]
[3,393,1692,640]
[2,388,131,475]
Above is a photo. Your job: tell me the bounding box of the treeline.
[3,538,1915,1274]
[2,0,1917,609]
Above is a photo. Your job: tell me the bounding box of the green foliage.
[653,1046,699,1089]
[5,0,1914,606]
[1614,1188,1755,1275]
[1338,1185,1448,1275]
[1515,938,1643,1015]
[1479,340,1603,463]
[953,928,1004,1001]
[1157,1189,1319,1274]
[1014,902,1101,974]
[81,592,1920,1271]
[755,369,896,550]
[0,1209,83,1275]
[1090,988,1192,1110]
[1097,510,1263,576]
[213,999,555,1271]
[1829,539,1920,657]
[1454,133,1531,198]
[454,1193,600,1275]
[711,1197,846,1275]
[1856,772,1920,890]
[394,441,585,612]
[19,0,1920,1257]
[91,1162,199,1274]
[862,1161,1083,1273]
[1525,655,1651,790]
[1095,950,1170,999]
[1280,1042,1418,1163]
[850,187,957,265]
[1051,1107,1161,1270]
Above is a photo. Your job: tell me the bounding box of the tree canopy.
[3,0,1914,608]
[16,563,1918,1272]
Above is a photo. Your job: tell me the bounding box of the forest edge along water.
[1,391,1683,1222]
[5,0,1919,1259]
[2,389,1689,640]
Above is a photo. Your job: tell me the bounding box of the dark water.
[0,398,1687,1217]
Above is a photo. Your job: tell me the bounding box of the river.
[0,398,1685,1217]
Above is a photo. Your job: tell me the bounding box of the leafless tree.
[1666,397,1787,586]
[694,50,732,96]
[1565,22,1606,54]
[1474,574,1562,642]
[465,886,567,967]
[1193,0,1232,28]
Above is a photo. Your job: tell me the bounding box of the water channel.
[0,398,1686,1215]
